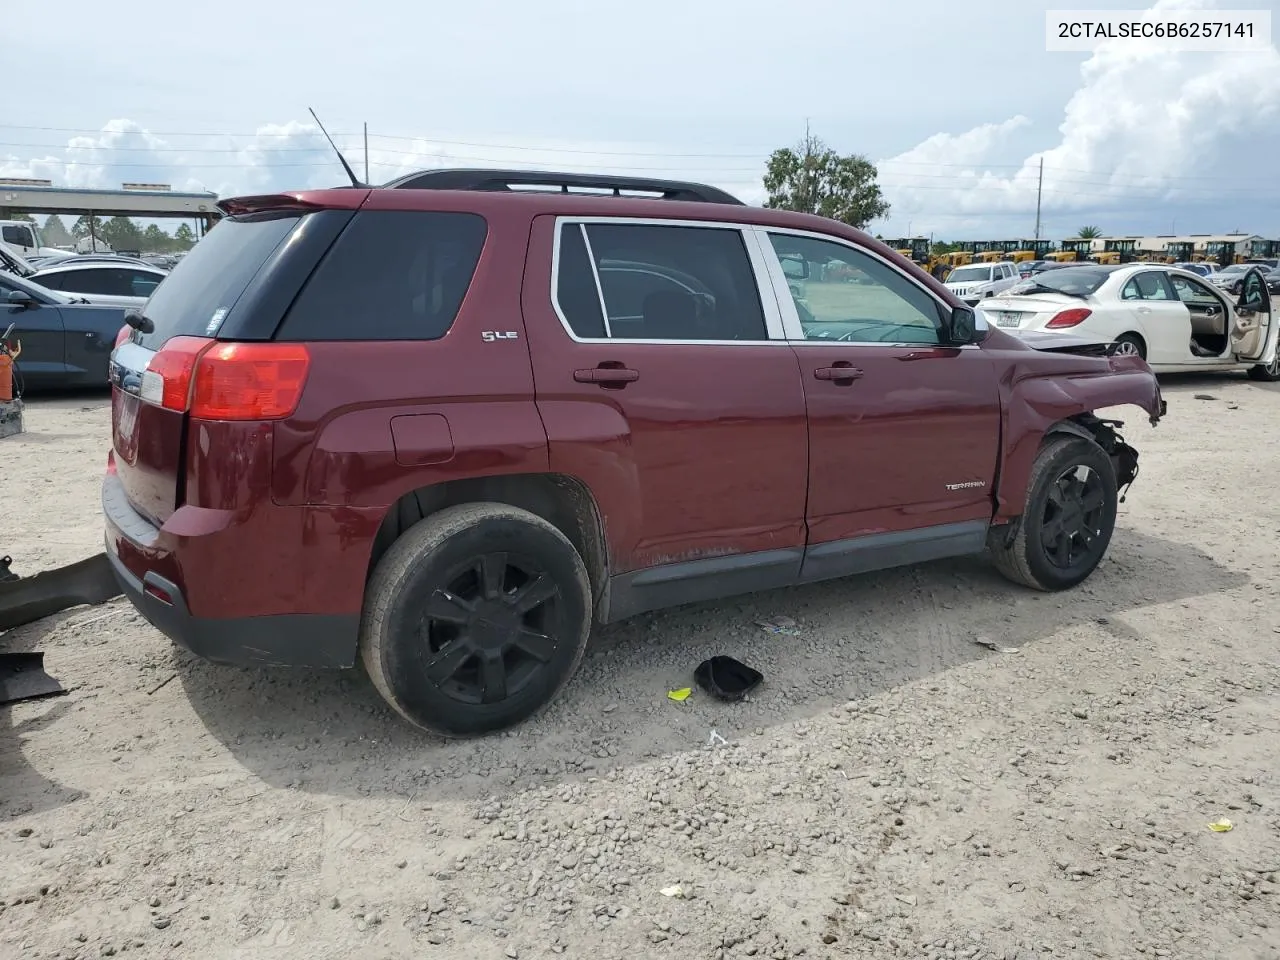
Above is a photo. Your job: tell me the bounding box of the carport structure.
[0,181,221,249]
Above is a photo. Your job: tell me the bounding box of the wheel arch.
[366,472,609,615]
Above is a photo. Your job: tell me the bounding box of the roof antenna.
[308,107,365,188]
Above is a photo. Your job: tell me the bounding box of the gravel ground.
[2,376,1279,960]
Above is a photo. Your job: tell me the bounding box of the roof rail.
[382,168,745,205]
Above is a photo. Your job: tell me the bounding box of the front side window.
[554,222,766,341]
[767,233,944,345]
[1170,273,1222,308]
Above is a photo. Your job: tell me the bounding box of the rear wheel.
[1247,354,1280,382]
[1111,333,1146,360]
[989,436,1119,591]
[360,503,592,737]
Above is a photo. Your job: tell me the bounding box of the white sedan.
[981,263,1278,381]
[29,261,168,310]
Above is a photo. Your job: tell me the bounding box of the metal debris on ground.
[0,651,66,705]
[756,615,802,636]
[972,637,1020,654]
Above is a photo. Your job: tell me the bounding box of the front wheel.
[988,436,1119,591]
[1247,355,1280,382]
[360,503,592,737]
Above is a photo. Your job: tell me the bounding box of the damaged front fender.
[993,354,1164,523]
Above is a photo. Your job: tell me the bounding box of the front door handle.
[813,363,863,382]
[574,365,639,385]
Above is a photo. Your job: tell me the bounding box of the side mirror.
[6,289,34,308]
[948,305,979,345]
[779,255,809,280]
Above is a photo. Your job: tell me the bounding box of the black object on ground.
[0,552,121,632]
[0,651,65,705]
[694,655,763,702]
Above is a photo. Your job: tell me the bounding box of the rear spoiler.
[217,189,370,217]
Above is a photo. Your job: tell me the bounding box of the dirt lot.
[3,377,1279,960]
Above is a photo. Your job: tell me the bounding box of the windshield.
[1218,264,1249,274]
[947,266,992,283]
[135,212,301,350]
[1015,266,1113,297]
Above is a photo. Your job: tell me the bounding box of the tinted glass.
[139,212,301,349]
[768,233,944,345]
[1122,273,1172,300]
[1024,267,1113,296]
[561,223,766,341]
[2,225,33,246]
[555,225,606,338]
[278,210,487,341]
[947,266,993,283]
[127,271,162,298]
[44,268,121,296]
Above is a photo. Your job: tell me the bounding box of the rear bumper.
[102,473,359,668]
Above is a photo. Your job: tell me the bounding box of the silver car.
[943,261,1021,305]
[29,262,167,310]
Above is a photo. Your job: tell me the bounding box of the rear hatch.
[109,211,321,525]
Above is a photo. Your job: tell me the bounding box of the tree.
[42,214,73,246]
[72,214,105,239]
[100,216,144,252]
[763,132,890,230]
[173,223,195,249]
[7,211,34,222]
[1077,226,1102,239]
[142,224,171,254]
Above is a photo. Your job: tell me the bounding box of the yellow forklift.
[1047,238,1092,262]
[1205,240,1242,268]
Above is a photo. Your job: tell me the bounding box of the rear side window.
[555,221,766,341]
[138,212,301,349]
[277,210,487,341]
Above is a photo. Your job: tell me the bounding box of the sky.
[3,0,1278,242]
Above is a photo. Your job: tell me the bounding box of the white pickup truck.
[0,219,65,258]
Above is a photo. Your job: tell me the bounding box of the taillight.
[114,325,131,348]
[139,338,310,420]
[190,342,311,420]
[1045,308,1092,329]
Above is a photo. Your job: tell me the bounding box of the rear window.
[137,212,301,349]
[275,210,487,341]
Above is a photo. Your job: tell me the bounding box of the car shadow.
[0,614,89,818]
[178,525,1239,803]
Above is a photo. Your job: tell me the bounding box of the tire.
[360,502,592,737]
[988,435,1119,592]
[1247,354,1280,382]
[1111,333,1146,360]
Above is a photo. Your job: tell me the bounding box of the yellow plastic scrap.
[667,687,692,702]
[660,885,685,898]
[1208,818,1233,833]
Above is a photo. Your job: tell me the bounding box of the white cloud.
[876,0,1280,236]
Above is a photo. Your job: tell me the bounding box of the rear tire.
[1247,355,1280,382]
[360,503,592,737]
[1112,333,1146,360]
[988,436,1119,591]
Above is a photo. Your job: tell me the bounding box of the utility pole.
[803,118,814,214]
[363,122,370,183]
[1033,157,1044,240]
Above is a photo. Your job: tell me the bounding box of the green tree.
[72,214,105,239]
[763,132,890,230]
[100,216,144,252]
[173,223,195,249]
[142,224,171,253]
[7,211,34,222]
[1077,225,1102,239]
[42,214,73,246]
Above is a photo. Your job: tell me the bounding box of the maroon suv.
[103,169,1165,736]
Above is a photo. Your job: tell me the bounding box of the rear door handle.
[1137,306,1152,314]
[574,366,639,384]
[813,364,864,382]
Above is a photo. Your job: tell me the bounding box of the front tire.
[1247,355,1280,382]
[360,503,592,737]
[988,436,1119,591]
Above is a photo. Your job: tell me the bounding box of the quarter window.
[767,233,945,344]
[554,222,767,341]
